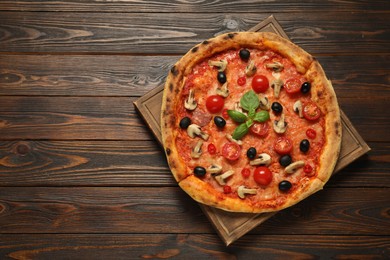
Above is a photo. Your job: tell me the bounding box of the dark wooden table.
[1,1,389,259]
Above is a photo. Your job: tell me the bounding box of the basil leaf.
[246,118,254,128]
[248,108,256,118]
[232,123,249,140]
[240,90,259,112]
[253,110,270,122]
[227,110,247,123]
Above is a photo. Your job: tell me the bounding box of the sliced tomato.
[303,102,321,121]
[222,142,241,161]
[252,75,269,93]
[222,108,229,119]
[241,168,251,178]
[237,76,246,86]
[253,166,273,186]
[284,78,301,94]
[306,128,317,139]
[223,185,232,194]
[207,143,217,155]
[250,122,269,137]
[206,95,224,114]
[274,137,293,155]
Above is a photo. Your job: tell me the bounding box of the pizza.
[160,32,342,213]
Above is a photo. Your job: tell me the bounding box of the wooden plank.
[0,141,387,187]
[0,96,387,142]
[0,12,388,54]
[1,0,388,12]
[0,234,388,258]
[0,187,388,235]
[0,54,388,97]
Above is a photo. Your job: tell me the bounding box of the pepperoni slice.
[191,109,212,127]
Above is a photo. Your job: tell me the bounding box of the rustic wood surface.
[0,1,389,258]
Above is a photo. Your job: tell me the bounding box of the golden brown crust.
[161,31,341,213]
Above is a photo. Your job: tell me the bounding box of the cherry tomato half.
[207,143,216,155]
[241,168,251,178]
[237,76,246,86]
[222,142,241,161]
[274,137,293,155]
[303,102,321,121]
[252,75,269,93]
[253,166,273,186]
[306,128,317,139]
[206,95,224,114]
[284,78,301,94]
[250,122,269,137]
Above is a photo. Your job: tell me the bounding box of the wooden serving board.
[134,15,370,245]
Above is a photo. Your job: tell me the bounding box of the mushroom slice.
[208,59,228,72]
[184,89,197,110]
[271,79,283,98]
[273,113,287,134]
[187,124,209,140]
[258,94,270,110]
[234,102,244,114]
[214,170,234,186]
[207,164,222,174]
[237,185,257,199]
[245,60,257,76]
[216,82,229,97]
[226,134,243,146]
[250,153,271,166]
[293,100,303,118]
[265,61,284,72]
[285,160,305,174]
[190,140,203,158]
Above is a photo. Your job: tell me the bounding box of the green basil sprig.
[228,90,270,140]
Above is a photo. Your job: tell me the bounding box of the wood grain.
[0,54,388,97]
[0,187,388,235]
[0,141,387,187]
[0,234,388,259]
[1,12,388,54]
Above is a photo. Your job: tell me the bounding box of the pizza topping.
[250,122,269,137]
[207,143,217,155]
[194,166,206,177]
[293,100,303,118]
[216,82,229,97]
[301,82,311,94]
[253,110,270,122]
[299,139,310,153]
[249,153,271,166]
[306,128,317,139]
[303,163,313,174]
[228,110,247,123]
[279,154,292,167]
[284,78,301,94]
[237,76,246,86]
[222,108,229,119]
[206,95,224,114]
[187,124,209,140]
[237,185,257,199]
[217,71,227,84]
[239,49,250,61]
[192,109,212,127]
[207,164,222,174]
[253,166,273,186]
[223,185,232,194]
[214,170,234,186]
[179,117,191,129]
[273,113,288,134]
[245,60,257,76]
[274,137,293,155]
[241,168,251,178]
[246,147,257,160]
[265,61,284,72]
[258,94,270,110]
[191,140,203,158]
[184,89,197,110]
[222,142,241,161]
[285,160,305,174]
[303,102,321,121]
[279,180,292,192]
[213,116,226,128]
[234,102,244,114]
[226,134,243,145]
[271,102,283,114]
[252,75,269,93]
[232,122,250,140]
[271,78,283,98]
[208,59,227,72]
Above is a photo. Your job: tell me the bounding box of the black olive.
[214,116,226,128]
[179,117,191,129]
[300,139,310,153]
[194,166,206,177]
[301,82,311,94]
[246,147,257,160]
[217,71,227,84]
[239,49,250,61]
[271,102,283,114]
[279,155,292,167]
[279,180,292,192]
